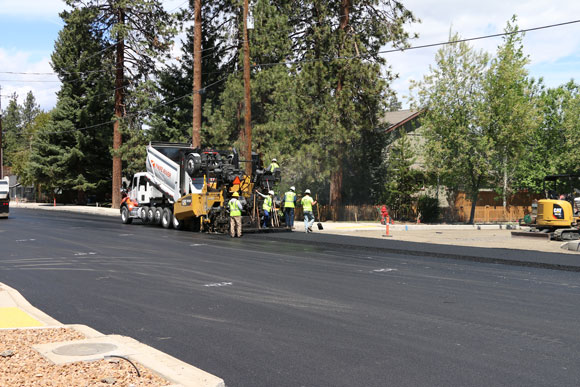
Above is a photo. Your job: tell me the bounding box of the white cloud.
[0,48,59,110]
[2,0,578,111]
[389,0,580,107]
[0,0,190,111]
[0,0,64,16]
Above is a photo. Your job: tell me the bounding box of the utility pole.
[0,85,3,179]
[112,9,125,209]
[242,0,252,175]
[192,0,202,148]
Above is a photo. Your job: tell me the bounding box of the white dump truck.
[120,142,283,233]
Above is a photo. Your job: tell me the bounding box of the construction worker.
[284,186,297,229]
[301,189,317,233]
[228,192,243,237]
[256,190,275,228]
[268,158,280,173]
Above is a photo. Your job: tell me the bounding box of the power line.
[251,19,580,69]
[378,19,580,55]
[0,79,61,83]
[2,18,579,80]
[39,74,230,136]
[7,18,580,136]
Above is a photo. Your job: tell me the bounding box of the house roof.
[382,109,423,133]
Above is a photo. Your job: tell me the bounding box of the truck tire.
[161,208,173,229]
[121,206,133,224]
[147,207,155,223]
[173,214,184,230]
[140,206,150,224]
[154,207,163,225]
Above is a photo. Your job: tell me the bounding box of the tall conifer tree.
[65,0,175,208]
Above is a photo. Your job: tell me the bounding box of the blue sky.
[0,0,579,110]
[0,17,61,61]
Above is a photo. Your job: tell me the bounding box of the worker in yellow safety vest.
[256,190,274,228]
[283,186,297,229]
[228,192,243,237]
[268,158,280,172]
[300,189,317,233]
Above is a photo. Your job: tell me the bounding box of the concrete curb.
[319,222,522,232]
[561,240,580,252]
[0,282,225,387]
[0,282,62,326]
[12,202,119,217]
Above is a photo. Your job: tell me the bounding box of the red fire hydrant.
[380,206,389,225]
[381,206,392,237]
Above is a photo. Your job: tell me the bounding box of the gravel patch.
[0,328,169,386]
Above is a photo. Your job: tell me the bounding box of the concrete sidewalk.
[0,282,225,387]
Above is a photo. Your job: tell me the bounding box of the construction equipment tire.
[161,208,172,229]
[173,214,184,230]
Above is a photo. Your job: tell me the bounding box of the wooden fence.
[290,191,542,223]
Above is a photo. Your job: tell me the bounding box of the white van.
[0,177,9,218]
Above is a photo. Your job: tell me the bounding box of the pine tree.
[65,0,175,208]
[291,0,416,217]
[29,7,115,203]
[149,0,234,144]
[383,128,421,219]
[2,94,22,168]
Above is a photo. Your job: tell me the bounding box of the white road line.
[372,268,398,273]
[204,282,233,287]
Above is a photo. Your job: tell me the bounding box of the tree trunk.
[468,190,478,224]
[111,9,125,210]
[192,0,202,148]
[330,167,343,220]
[503,153,507,208]
[329,0,350,221]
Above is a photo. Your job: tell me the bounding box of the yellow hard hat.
[232,192,240,197]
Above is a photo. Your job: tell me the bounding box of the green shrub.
[417,195,440,223]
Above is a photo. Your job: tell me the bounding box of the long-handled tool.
[316,195,323,230]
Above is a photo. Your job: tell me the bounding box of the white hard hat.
[268,190,274,196]
[290,186,295,191]
[305,189,311,194]
[272,158,277,162]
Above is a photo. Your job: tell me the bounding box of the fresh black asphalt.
[1,208,579,387]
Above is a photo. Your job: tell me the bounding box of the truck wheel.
[154,207,163,225]
[140,206,150,224]
[161,208,173,229]
[147,207,155,223]
[121,206,133,224]
[173,215,184,230]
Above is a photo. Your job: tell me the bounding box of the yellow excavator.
[518,174,580,240]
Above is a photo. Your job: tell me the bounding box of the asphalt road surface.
[1,208,579,387]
